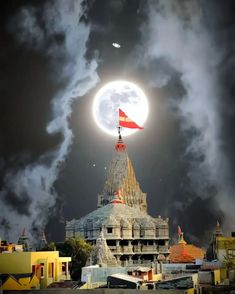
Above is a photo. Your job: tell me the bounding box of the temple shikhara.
[65,129,170,266]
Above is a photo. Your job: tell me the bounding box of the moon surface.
[92,80,149,137]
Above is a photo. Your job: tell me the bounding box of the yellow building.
[0,251,71,289]
[216,235,235,266]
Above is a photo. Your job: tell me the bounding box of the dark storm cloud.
[2,190,32,216]
[137,0,235,238]
[50,0,234,245]
[0,0,233,246]
[0,0,98,242]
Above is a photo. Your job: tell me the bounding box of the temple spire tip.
[115,126,126,151]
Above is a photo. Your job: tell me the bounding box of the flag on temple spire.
[178,225,182,238]
[119,108,143,129]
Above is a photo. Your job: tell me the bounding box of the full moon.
[92,80,149,137]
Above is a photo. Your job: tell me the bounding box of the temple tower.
[98,128,147,212]
[18,228,32,252]
[87,231,118,267]
[38,230,47,250]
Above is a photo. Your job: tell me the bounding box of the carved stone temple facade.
[65,133,170,267]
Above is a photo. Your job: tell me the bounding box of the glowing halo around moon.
[92,80,149,137]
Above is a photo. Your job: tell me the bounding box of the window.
[107,227,113,234]
[61,262,67,275]
[106,240,116,246]
[228,249,235,258]
[48,263,54,278]
[32,265,36,273]
[120,240,128,246]
[40,263,44,278]
[158,240,165,246]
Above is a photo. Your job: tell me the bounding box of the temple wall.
[67,220,169,241]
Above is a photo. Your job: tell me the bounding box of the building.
[169,232,205,263]
[107,273,143,289]
[215,233,235,271]
[87,231,118,267]
[206,221,223,261]
[81,232,126,288]
[207,222,235,267]
[0,251,71,289]
[216,234,235,261]
[127,266,154,280]
[0,240,23,253]
[66,132,170,267]
[155,274,197,292]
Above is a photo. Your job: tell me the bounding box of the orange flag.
[178,225,182,238]
[119,108,143,129]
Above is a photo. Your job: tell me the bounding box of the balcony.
[141,245,156,252]
[133,245,142,253]
[122,246,133,253]
[158,246,169,253]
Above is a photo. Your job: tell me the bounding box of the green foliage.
[223,255,235,271]
[56,238,93,280]
[40,242,56,251]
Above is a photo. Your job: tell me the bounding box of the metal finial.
[115,126,126,151]
[117,126,122,140]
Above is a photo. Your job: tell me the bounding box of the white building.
[66,133,169,267]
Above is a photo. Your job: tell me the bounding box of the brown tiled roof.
[169,243,205,263]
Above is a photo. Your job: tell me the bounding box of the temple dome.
[169,232,205,263]
[77,203,155,229]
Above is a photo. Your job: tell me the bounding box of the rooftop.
[68,203,167,229]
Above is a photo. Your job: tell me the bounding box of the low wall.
[4,289,191,294]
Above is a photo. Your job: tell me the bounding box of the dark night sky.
[0,0,234,247]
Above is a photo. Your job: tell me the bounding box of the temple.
[97,128,147,212]
[86,231,118,267]
[65,130,169,267]
[169,231,205,263]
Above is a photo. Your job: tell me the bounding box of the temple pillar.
[138,241,142,253]
[128,240,132,252]
[116,240,121,252]
[116,255,120,265]
[155,241,158,251]
[66,262,69,279]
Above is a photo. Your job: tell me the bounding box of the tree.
[40,242,56,251]
[56,238,93,280]
[223,255,235,276]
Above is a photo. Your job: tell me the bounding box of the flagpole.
[117,126,122,139]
